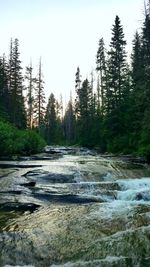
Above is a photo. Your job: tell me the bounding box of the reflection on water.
[1,147,150,267]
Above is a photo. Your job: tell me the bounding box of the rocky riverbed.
[0,147,150,267]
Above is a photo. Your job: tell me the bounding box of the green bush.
[15,130,46,155]
[0,121,15,156]
[138,131,150,156]
[138,145,150,157]
[0,120,46,157]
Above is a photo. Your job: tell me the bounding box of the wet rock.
[0,202,40,213]
[0,162,42,168]
[79,147,96,156]
[120,155,147,165]
[146,155,150,164]
[135,193,143,201]
[30,155,58,160]
[24,170,75,183]
[0,190,22,195]
[44,146,96,156]
[16,154,61,161]
[20,181,36,187]
[45,146,63,155]
[135,191,150,201]
[1,149,150,267]
[49,257,135,267]
[34,192,102,204]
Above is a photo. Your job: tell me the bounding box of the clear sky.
[0,0,144,102]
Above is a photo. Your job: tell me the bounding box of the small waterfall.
[117,178,150,202]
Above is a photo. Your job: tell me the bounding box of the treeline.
[1,1,150,156]
[65,1,150,155]
[0,39,47,156]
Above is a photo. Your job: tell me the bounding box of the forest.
[0,1,150,157]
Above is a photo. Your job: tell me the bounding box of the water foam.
[117,177,150,190]
[117,178,150,202]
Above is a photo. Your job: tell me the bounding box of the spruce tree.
[0,55,9,119]
[75,66,82,117]
[103,16,128,152]
[45,93,57,144]
[8,38,26,128]
[34,58,46,133]
[130,31,143,149]
[138,0,150,153]
[64,94,76,144]
[96,37,107,114]
[75,78,93,146]
[25,62,35,129]
[107,15,127,110]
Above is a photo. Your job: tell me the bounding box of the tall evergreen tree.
[64,94,76,144]
[8,38,26,128]
[45,93,64,144]
[96,37,107,114]
[34,58,46,133]
[138,0,150,153]
[75,78,94,146]
[45,93,57,144]
[107,15,127,110]
[75,66,82,117]
[0,55,9,119]
[129,31,143,149]
[25,62,35,129]
[103,16,128,152]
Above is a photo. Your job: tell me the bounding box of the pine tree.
[75,66,82,117]
[75,78,93,146]
[96,37,107,114]
[25,61,35,129]
[64,93,76,144]
[132,31,143,86]
[103,16,128,152]
[0,55,9,119]
[107,15,127,110]
[34,58,46,133]
[45,93,57,144]
[55,97,64,142]
[141,1,150,103]
[130,31,143,147]
[138,0,150,153]
[8,38,26,128]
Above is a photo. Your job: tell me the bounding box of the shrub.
[0,120,46,157]
[15,130,46,155]
[0,121,15,156]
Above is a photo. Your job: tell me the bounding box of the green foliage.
[64,98,76,144]
[138,145,150,156]
[0,121,15,155]
[9,38,27,128]
[15,130,46,155]
[45,93,64,145]
[0,121,46,157]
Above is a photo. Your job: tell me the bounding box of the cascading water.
[1,147,150,267]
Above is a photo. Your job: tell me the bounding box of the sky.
[0,0,144,103]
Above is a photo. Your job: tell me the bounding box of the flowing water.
[0,147,150,267]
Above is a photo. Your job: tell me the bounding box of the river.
[0,147,150,267]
